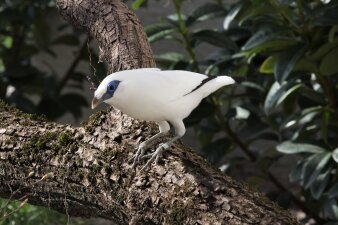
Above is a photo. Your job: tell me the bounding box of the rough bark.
[0,0,299,224]
[57,0,155,72]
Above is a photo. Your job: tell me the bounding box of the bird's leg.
[130,132,164,168]
[140,135,182,171]
[130,121,170,169]
[141,120,185,171]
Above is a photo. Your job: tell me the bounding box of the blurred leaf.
[0,59,4,73]
[264,81,281,114]
[223,4,242,30]
[224,27,251,42]
[310,169,330,200]
[276,141,326,154]
[329,26,338,42]
[293,59,318,73]
[315,2,338,26]
[191,30,238,51]
[308,38,338,62]
[282,106,322,130]
[52,34,80,46]
[2,36,12,48]
[276,83,302,106]
[320,47,338,76]
[260,56,277,74]
[321,109,330,144]
[145,23,174,43]
[239,2,278,25]
[332,148,338,163]
[324,199,338,220]
[240,81,265,92]
[274,44,307,83]
[0,198,70,225]
[155,52,187,66]
[167,13,186,27]
[328,183,338,198]
[231,64,249,76]
[264,81,299,114]
[132,0,146,10]
[242,28,290,51]
[299,86,326,104]
[302,153,330,189]
[186,3,225,26]
[235,106,250,120]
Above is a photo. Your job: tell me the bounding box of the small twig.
[1,198,28,220]
[0,171,52,221]
[87,37,101,90]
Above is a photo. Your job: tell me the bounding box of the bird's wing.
[115,69,208,103]
[158,70,208,101]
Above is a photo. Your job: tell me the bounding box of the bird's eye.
[106,80,120,95]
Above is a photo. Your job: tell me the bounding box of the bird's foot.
[129,145,147,170]
[140,143,168,171]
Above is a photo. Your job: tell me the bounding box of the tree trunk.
[0,0,299,224]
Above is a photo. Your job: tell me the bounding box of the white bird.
[91,68,235,170]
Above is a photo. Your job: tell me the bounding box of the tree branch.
[0,0,300,224]
[56,0,155,72]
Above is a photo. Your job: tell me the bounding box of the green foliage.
[146,0,338,222]
[0,198,66,225]
[0,0,106,121]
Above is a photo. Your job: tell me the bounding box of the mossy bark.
[0,0,299,224]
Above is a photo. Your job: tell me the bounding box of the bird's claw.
[130,146,146,170]
[140,145,166,171]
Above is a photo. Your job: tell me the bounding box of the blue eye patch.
[107,80,120,94]
[103,80,120,100]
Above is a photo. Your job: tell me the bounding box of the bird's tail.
[215,76,235,87]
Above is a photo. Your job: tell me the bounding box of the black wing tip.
[184,76,217,96]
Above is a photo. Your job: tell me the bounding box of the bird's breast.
[108,94,168,121]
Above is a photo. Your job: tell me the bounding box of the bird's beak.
[91,97,101,109]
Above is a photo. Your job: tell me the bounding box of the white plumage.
[91,68,235,170]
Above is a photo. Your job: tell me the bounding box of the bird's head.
[92,78,121,109]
